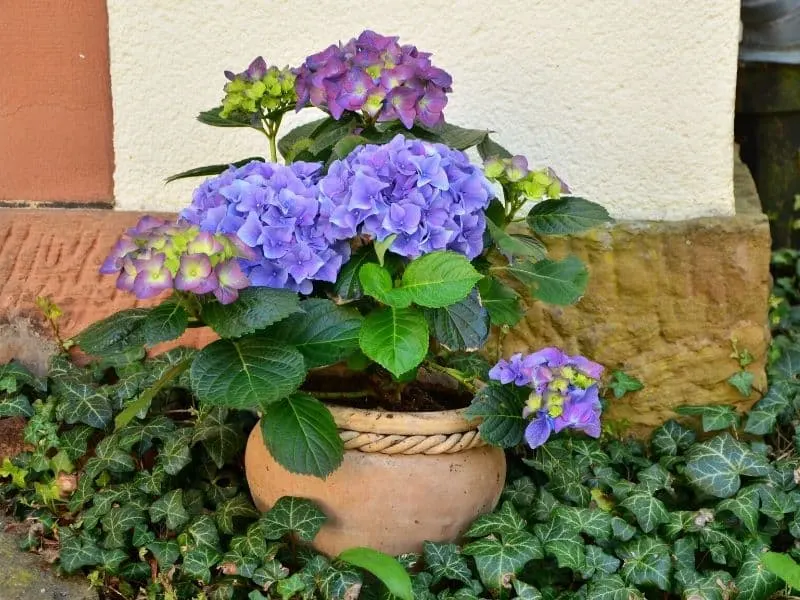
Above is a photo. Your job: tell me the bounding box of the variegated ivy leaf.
[611,517,637,542]
[149,489,190,530]
[0,394,33,418]
[192,406,243,469]
[553,506,613,540]
[684,433,770,498]
[275,572,311,600]
[182,545,222,584]
[464,501,526,538]
[676,404,739,432]
[216,494,260,535]
[56,379,112,429]
[530,488,560,522]
[618,537,671,591]
[100,548,128,572]
[134,464,167,496]
[461,531,542,592]
[157,427,193,476]
[317,565,363,600]
[59,425,95,461]
[83,437,136,478]
[681,570,735,600]
[220,549,260,578]
[619,490,670,533]
[252,559,290,590]
[512,580,543,600]
[697,525,744,565]
[131,523,155,547]
[581,545,621,579]
[744,383,793,435]
[501,476,536,507]
[147,539,180,568]
[587,574,645,600]
[230,522,268,558]
[101,504,146,549]
[0,360,44,393]
[650,419,696,457]
[756,484,794,521]
[422,541,472,585]
[717,485,760,533]
[570,439,610,470]
[117,415,175,449]
[636,463,673,494]
[533,519,584,570]
[734,542,781,600]
[58,531,103,573]
[187,515,220,551]
[260,496,327,542]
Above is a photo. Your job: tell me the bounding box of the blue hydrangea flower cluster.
[318,134,493,259]
[294,30,453,128]
[179,160,351,294]
[100,217,253,304]
[489,348,604,450]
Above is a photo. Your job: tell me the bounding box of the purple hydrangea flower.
[318,134,494,259]
[489,348,605,449]
[294,30,453,128]
[180,160,351,294]
[100,216,253,304]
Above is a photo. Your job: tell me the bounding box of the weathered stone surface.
[0,515,97,600]
[495,156,771,432]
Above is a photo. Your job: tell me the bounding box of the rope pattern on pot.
[337,429,486,454]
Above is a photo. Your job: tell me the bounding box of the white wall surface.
[107,0,740,220]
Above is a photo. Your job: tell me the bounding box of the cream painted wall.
[107,1,740,220]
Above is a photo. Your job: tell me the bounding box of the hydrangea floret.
[489,348,604,449]
[294,30,452,128]
[220,56,296,120]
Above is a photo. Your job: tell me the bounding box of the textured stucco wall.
[107,0,740,220]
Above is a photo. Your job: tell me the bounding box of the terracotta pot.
[245,404,506,556]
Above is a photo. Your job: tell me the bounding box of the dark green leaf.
[502,476,536,507]
[102,504,146,549]
[583,545,621,578]
[261,393,343,477]
[477,276,524,326]
[197,107,254,128]
[684,433,770,498]
[736,543,781,600]
[278,118,328,161]
[505,256,588,305]
[465,384,527,448]
[201,287,302,339]
[141,301,188,345]
[149,489,190,530]
[216,494,259,535]
[588,575,644,600]
[717,485,760,533]
[59,531,102,573]
[618,537,671,591]
[424,290,489,351]
[57,379,112,429]
[183,545,222,584]
[0,361,44,393]
[650,420,695,457]
[260,496,327,542]
[0,395,33,418]
[60,425,95,460]
[157,428,193,475]
[422,541,472,585]
[486,220,547,261]
[554,506,613,539]
[533,519,585,570]
[744,383,792,435]
[464,502,526,538]
[425,123,488,150]
[190,336,305,409]
[358,307,428,377]
[333,247,375,300]
[462,531,542,592]
[477,136,512,160]
[619,491,670,533]
[165,156,264,183]
[526,197,612,236]
[72,309,149,354]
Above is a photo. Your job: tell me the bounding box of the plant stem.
[425,362,477,394]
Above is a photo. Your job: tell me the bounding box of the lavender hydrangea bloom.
[489,347,605,449]
[180,160,351,294]
[294,30,453,128]
[318,134,494,259]
[99,217,254,304]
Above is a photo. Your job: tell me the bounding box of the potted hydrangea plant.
[83,30,611,555]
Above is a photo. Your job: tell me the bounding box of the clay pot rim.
[326,404,480,435]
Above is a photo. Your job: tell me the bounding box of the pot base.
[245,422,506,556]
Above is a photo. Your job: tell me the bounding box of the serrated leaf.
[477,277,524,326]
[149,489,189,530]
[423,290,489,351]
[736,543,781,600]
[216,494,259,535]
[464,502,526,538]
[462,531,542,592]
[465,383,527,448]
[486,220,547,261]
[190,336,305,409]
[141,301,189,346]
[358,306,428,377]
[261,393,343,477]
[745,383,792,435]
[618,537,671,591]
[57,379,112,429]
[338,547,410,600]
[533,519,584,570]
[72,309,149,354]
[401,251,483,308]
[676,404,739,432]
[505,256,588,305]
[358,263,412,308]
[267,298,363,368]
[201,287,302,339]
[260,496,327,542]
[422,542,472,585]
[650,420,696,457]
[684,433,770,498]
[278,117,328,160]
[526,197,612,236]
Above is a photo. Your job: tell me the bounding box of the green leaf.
[650,420,695,457]
[309,117,357,156]
[358,263,412,308]
[0,361,44,393]
[526,197,612,236]
[338,547,412,600]
[84,436,136,476]
[684,433,770,498]
[736,543,781,600]
[157,428,193,475]
[465,502,526,538]
[757,484,794,520]
[358,306,428,377]
[464,384,527,448]
[164,157,265,183]
[512,580,543,600]
[619,491,670,533]
[261,393,344,477]
[260,496,327,542]
[59,531,102,573]
[147,539,180,568]
[554,506,613,539]
[422,541,472,585]
[618,537,671,591]
[333,247,375,301]
[477,277,524,326]
[131,524,155,548]
[728,370,755,397]
[317,565,363,600]
[717,485,760,533]
[73,308,149,354]
[477,136,512,160]
[424,290,489,351]
[744,383,792,435]
[183,545,222,584]
[533,519,585,570]
[583,545,621,578]
[149,489,190,530]
[462,531,542,592]
[141,301,188,346]
[373,234,397,267]
[201,287,302,339]
[762,552,800,590]
[190,336,305,409]
[252,560,290,590]
[216,494,260,535]
[502,476,536,507]
[611,517,637,541]
[60,425,95,460]
[401,251,482,308]
[102,504,146,549]
[0,394,33,418]
[486,220,547,261]
[187,515,220,550]
[57,379,112,429]
[425,123,489,150]
[331,134,370,160]
[267,298,363,368]
[608,371,644,399]
[118,415,175,448]
[772,346,800,384]
[197,107,254,128]
[506,256,588,305]
[192,407,243,469]
[231,522,269,558]
[588,575,644,600]
[278,118,328,160]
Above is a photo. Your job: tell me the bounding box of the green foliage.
[525,197,612,236]
[607,371,644,399]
